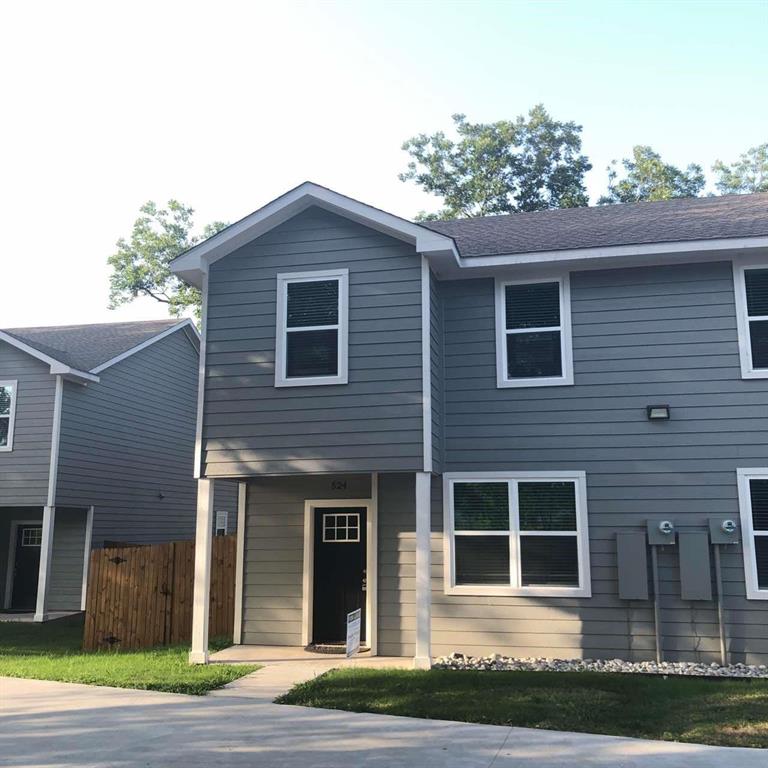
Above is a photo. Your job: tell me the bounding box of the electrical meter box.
[709,517,740,545]
[646,518,676,546]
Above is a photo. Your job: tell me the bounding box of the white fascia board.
[0,330,99,383]
[90,319,198,374]
[169,182,459,288]
[458,236,768,269]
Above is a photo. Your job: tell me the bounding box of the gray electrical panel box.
[617,532,649,600]
[679,532,712,601]
[709,517,740,545]
[646,518,676,546]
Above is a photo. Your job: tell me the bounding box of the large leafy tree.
[712,143,768,195]
[598,145,705,205]
[108,200,228,318]
[400,105,591,220]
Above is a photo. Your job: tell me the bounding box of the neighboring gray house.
[0,319,234,620]
[171,183,768,666]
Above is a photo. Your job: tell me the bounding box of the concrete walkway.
[208,644,409,701]
[2,676,765,767]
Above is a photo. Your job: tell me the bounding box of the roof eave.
[0,329,99,383]
[432,235,768,278]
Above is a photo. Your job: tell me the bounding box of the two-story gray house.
[0,318,234,621]
[171,182,768,666]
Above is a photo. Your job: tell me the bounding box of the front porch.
[0,505,93,621]
[189,472,433,668]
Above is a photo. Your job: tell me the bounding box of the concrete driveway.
[1,676,765,768]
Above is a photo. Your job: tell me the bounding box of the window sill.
[741,368,768,379]
[444,584,591,598]
[496,375,574,389]
[274,374,348,388]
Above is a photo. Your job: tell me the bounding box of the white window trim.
[494,275,573,388]
[442,471,591,598]
[737,468,768,599]
[0,379,18,452]
[301,497,376,650]
[275,268,349,387]
[733,261,768,379]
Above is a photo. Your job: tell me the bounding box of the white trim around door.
[301,497,377,653]
[4,518,43,609]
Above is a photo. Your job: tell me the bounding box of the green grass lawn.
[277,667,768,749]
[0,614,258,695]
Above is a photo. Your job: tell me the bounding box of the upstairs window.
[444,472,591,597]
[735,264,768,378]
[275,269,348,387]
[0,380,17,452]
[495,276,573,388]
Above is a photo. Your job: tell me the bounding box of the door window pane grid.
[323,513,360,543]
[21,527,42,547]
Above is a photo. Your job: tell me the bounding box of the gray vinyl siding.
[55,328,202,546]
[203,207,424,477]
[48,507,88,610]
[429,270,443,473]
[378,473,416,656]
[0,342,56,506]
[433,260,768,663]
[241,473,371,645]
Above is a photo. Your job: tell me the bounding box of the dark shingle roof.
[421,193,768,258]
[1,319,184,372]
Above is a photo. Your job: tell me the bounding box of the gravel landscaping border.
[435,652,768,678]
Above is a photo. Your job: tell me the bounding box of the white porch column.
[414,471,432,669]
[232,482,247,645]
[189,478,214,664]
[34,505,56,622]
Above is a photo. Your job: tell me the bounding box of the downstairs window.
[444,472,591,597]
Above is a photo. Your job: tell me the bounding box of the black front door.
[11,525,42,610]
[312,507,366,645]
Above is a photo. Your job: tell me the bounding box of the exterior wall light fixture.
[646,404,671,421]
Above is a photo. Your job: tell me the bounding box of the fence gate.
[83,536,235,651]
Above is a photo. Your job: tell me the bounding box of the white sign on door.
[346,608,361,658]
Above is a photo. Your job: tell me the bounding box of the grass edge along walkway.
[276,666,768,749]
[0,614,258,696]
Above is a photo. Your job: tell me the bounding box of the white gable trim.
[0,330,99,383]
[90,319,199,374]
[169,182,458,288]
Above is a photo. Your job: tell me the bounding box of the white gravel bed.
[434,652,768,678]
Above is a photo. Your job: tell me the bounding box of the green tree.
[400,105,591,220]
[598,145,705,205]
[108,200,227,318]
[712,144,768,194]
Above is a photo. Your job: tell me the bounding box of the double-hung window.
[275,269,348,387]
[0,380,17,452]
[495,276,573,387]
[444,472,590,597]
[734,263,768,378]
[738,469,768,599]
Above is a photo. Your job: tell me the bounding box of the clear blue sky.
[2,0,766,326]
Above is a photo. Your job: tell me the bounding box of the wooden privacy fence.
[83,535,235,651]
